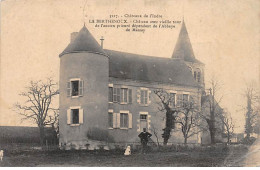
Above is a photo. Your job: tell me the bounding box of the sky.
[0,0,259,133]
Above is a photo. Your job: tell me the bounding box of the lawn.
[0,145,249,167]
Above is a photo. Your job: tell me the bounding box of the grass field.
[0,145,249,167]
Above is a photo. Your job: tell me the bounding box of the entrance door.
[140,114,148,131]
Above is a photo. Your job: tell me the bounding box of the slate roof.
[59,25,107,57]
[172,20,203,64]
[105,49,200,87]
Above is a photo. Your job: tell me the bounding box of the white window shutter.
[67,81,71,96]
[116,113,120,128]
[137,89,141,104]
[128,113,132,128]
[148,90,152,104]
[113,113,117,128]
[79,109,84,124]
[79,80,84,96]
[67,109,71,124]
[128,89,132,103]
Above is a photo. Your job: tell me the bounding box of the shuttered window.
[121,88,128,103]
[120,113,128,128]
[113,88,120,103]
[72,109,79,124]
[67,108,83,125]
[67,79,83,97]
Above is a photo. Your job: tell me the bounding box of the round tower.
[59,25,109,149]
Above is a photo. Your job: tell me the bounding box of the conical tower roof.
[59,25,107,57]
[172,20,201,63]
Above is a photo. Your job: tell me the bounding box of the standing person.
[138,128,152,153]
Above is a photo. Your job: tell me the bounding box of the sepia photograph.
[0,0,259,167]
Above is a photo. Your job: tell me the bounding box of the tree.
[154,89,178,145]
[175,97,202,144]
[150,123,160,146]
[217,110,234,144]
[201,77,223,145]
[244,85,259,139]
[13,78,59,145]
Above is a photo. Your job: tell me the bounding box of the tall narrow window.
[71,81,79,96]
[197,72,201,83]
[113,88,120,103]
[140,90,148,105]
[120,113,129,128]
[194,71,197,81]
[121,88,128,103]
[108,87,113,102]
[108,112,113,128]
[72,109,79,124]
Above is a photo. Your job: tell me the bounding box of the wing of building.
[58,21,211,150]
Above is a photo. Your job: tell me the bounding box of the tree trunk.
[210,128,215,144]
[39,126,45,146]
[184,136,187,144]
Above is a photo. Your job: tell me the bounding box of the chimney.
[100,36,104,49]
[70,32,79,42]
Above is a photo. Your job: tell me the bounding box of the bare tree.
[175,97,202,144]
[217,110,234,144]
[150,123,160,146]
[244,85,259,139]
[13,78,59,145]
[154,89,177,145]
[201,77,223,145]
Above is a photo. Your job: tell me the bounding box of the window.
[197,72,201,83]
[72,109,79,124]
[108,112,113,128]
[67,107,83,125]
[108,87,113,102]
[194,71,197,80]
[169,93,176,107]
[71,81,79,96]
[67,79,83,97]
[183,94,189,107]
[113,88,120,103]
[121,88,128,103]
[140,114,147,120]
[120,113,129,128]
[140,90,148,105]
[110,87,132,104]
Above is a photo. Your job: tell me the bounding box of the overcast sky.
[1,0,259,133]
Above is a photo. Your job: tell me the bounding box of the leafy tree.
[13,78,59,145]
